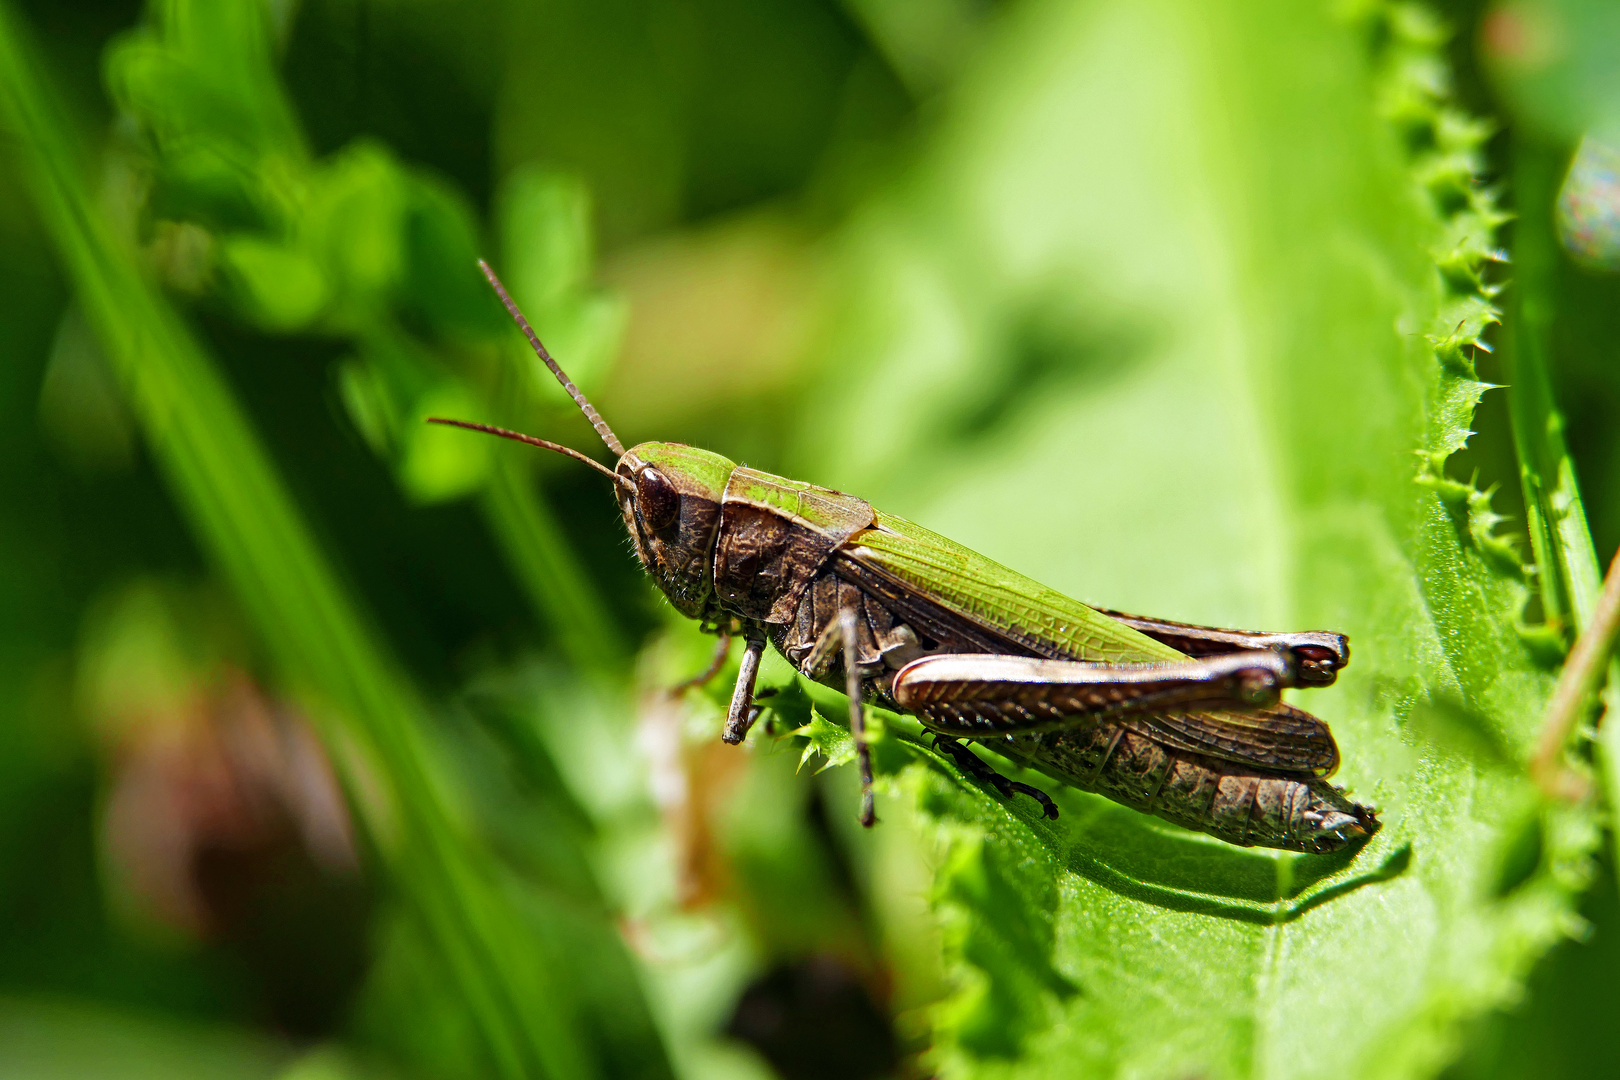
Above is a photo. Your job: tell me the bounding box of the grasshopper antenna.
[478,258,627,458]
[425,418,634,493]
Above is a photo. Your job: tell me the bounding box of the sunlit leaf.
[792,2,1601,1076]
[797,707,856,774]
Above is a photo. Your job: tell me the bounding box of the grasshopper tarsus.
[1014,782,1060,820]
[858,788,877,828]
[933,736,1060,820]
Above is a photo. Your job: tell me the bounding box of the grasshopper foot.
[932,736,1059,820]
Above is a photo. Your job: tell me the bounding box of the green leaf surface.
[797,707,857,774]
[791,1,1599,1077]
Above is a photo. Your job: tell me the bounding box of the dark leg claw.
[932,736,1059,820]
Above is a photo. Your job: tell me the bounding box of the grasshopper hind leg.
[1093,608,1349,687]
[932,736,1060,820]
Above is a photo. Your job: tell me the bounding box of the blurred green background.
[3,1,1620,1079]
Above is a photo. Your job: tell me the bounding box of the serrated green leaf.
[797,707,856,774]
[791,1,1600,1077]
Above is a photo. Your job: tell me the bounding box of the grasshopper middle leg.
[805,606,878,827]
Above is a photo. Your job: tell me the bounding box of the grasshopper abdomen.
[1001,725,1377,853]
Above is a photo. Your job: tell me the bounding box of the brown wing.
[1120,702,1339,778]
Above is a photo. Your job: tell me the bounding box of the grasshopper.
[435,260,1381,854]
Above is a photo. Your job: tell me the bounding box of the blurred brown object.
[99,670,358,940]
[79,583,370,1035]
[638,684,750,911]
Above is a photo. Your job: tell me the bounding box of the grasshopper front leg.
[721,632,767,745]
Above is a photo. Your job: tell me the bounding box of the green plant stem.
[0,7,597,1078]
[1508,141,1603,630]
[1507,140,1620,814]
[481,455,623,672]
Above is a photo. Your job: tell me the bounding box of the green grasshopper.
[435,261,1381,854]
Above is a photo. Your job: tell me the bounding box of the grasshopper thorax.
[617,442,736,620]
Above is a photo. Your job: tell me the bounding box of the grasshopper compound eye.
[636,467,680,531]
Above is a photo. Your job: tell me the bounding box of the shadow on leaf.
[908,739,1409,925]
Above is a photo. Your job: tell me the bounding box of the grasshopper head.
[616,442,735,619]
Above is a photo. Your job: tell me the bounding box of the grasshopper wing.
[838,512,1186,664]
[843,514,1340,777]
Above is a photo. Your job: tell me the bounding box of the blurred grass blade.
[0,6,616,1078]
[1507,138,1620,846]
[482,456,621,670]
[1508,142,1606,633]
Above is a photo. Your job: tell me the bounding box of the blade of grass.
[1507,140,1620,823]
[0,7,608,1078]
[481,449,623,673]
[1509,141,1605,629]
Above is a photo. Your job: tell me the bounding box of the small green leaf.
[217,234,328,331]
[496,166,624,399]
[400,385,490,504]
[401,175,507,343]
[305,143,410,308]
[797,706,856,773]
